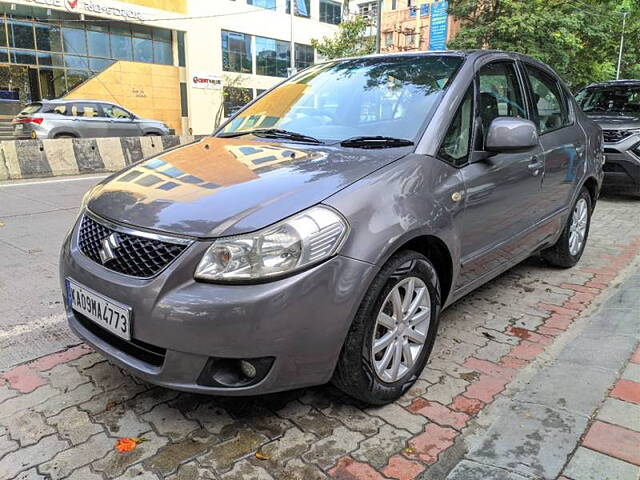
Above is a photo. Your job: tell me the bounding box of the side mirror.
[485,117,539,152]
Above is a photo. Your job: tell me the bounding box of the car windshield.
[576,86,640,114]
[220,55,464,142]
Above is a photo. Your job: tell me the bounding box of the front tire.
[332,250,441,405]
[542,187,592,268]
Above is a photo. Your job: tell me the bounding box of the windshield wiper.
[218,128,322,144]
[340,136,414,149]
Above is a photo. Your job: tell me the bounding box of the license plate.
[66,279,131,340]
[15,124,23,130]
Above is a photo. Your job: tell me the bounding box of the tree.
[311,16,376,59]
[447,0,639,89]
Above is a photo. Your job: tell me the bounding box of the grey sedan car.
[60,51,603,404]
[13,99,170,139]
[576,80,640,196]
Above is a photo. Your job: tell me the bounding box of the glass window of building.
[256,36,290,77]
[286,0,311,17]
[152,28,172,65]
[87,25,110,58]
[10,49,36,65]
[295,43,314,70]
[247,0,276,9]
[89,58,114,72]
[0,20,6,48]
[37,52,64,67]
[223,86,253,117]
[64,54,89,70]
[39,68,66,99]
[222,30,252,73]
[110,24,133,61]
[8,19,35,50]
[66,69,90,91]
[62,27,87,56]
[133,37,153,63]
[177,31,186,67]
[35,23,62,52]
[320,0,341,24]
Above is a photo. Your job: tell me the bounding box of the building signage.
[192,74,222,90]
[21,0,146,20]
[428,1,449,51]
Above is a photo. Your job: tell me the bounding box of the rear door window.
[525,66,569,133]
[103,105,132,119]
[70,102,102,118]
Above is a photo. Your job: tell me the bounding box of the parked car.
[60,51,603,405]
[576,80,640,196]
[12,99,171,139]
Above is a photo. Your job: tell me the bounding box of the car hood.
[86,136,409,238]
[585,113,640,130]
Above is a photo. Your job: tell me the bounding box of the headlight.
[195,206,349,281]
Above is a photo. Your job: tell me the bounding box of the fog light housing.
[197,357,274,388]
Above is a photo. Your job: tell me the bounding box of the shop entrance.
[0,65,39,118]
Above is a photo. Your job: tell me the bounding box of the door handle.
[528,156,544,175]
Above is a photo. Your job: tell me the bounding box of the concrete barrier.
[0,135,197,181]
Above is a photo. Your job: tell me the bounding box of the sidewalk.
[443,271,640,480]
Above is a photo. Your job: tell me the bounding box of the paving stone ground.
[1,194,639,480]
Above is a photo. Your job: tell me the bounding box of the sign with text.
[429,1,449,51]
[192,74,223,90]
[21,0,146,20]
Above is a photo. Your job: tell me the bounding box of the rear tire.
[332,250,441,405]
[541,187,592,268]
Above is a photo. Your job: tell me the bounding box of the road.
[0,175,106,369]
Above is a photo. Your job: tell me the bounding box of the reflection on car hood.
[586,113,640,130]
[87,136,409,237]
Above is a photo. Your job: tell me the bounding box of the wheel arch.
[582,176,599,210]
[390,234,454,306]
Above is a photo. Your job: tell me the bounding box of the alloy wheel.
[569,198,588,256]
[371,277,431,383]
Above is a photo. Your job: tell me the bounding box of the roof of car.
[38,99,117,105]
[583,79,640,88]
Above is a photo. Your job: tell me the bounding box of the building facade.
[378,0,459,53]
[0,0,342,135]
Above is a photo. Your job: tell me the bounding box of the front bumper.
[60,214,377,395]
[602,136,640,194]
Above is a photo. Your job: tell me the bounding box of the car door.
[69,102,110,138]
[522,63,585,220]
[103,104,142,137]
[455,60,546,290]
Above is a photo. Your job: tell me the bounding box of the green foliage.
[311,16,376,59]
[448,0,639,89]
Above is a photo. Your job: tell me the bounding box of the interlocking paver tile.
[66,465,103,480]
[141,404,200,440]
[302,427,365,469]
[144,429,218,476]
[278,401,342,437]
[93,430,168,478]
[321,402,385,435]
[564,447,640,480]
[258,426,316,464]
[597,397,640,432]
[4,410,55,446]
[48,406,103,444]
[39,432,112,479]
[352,424,412,469]
[0,434,67,479]
[583,421,640,466]
[199,430,269,473]
[219,460,274,479]
[367,402,427,434]
[166,462,216,480]
[40,363,89,392]
[0,385,59,419]
[0,435,19,459]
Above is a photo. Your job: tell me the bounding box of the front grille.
[602,129,634,143]
[78,215,189,278]
[75,312,166,367]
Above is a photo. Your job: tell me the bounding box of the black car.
[576,80,640,196]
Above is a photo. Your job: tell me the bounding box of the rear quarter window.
[19,103,42,115]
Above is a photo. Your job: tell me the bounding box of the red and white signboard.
[192,74,223,90]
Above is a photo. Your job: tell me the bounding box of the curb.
[0,135,197,181]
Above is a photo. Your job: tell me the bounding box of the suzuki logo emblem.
[99,233,120,264]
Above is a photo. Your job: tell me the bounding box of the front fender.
[324,153,465,290]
